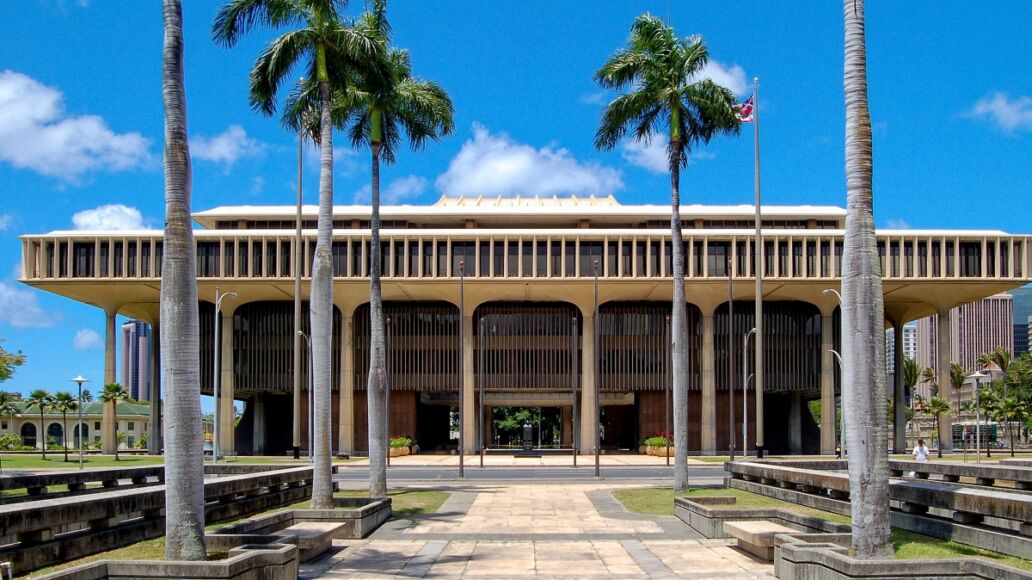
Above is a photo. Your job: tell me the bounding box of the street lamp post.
[743,328,756,455]
[385,316,392,467]
[665,315,671,467]
[593,260,600,478]
[71,375,89,469]
[967,371,988,464]
[479,316,486,468]
[728,258,736,461]
[829,349,845,456]
[213,288,238,464]
[571,315,578,468]
[458,261,465,479]
[296,331,314,459]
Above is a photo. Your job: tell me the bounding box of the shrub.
[389,436,413,448]
[137,432,149,449]
[0,433,22,450]
[645,434,674,447]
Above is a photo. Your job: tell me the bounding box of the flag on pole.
[736,95,755,123]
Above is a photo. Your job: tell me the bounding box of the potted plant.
[645,435,674,457]
[389,436,413,457]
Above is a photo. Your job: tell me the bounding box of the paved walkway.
[302,484,774,579]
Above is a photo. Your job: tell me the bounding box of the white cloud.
[304,143,360,177]
[0,214,11,231]
[0,70,152,183]
[189,125,264,167]
[72,329,102,350]
[970,92,1032,132]
[692,60,750,97]
[436,124,623,197]
[620,139,716,174]
[0,281,59,328]
[250,176,266,196]
[354,175,428,205]
[884,219,910,230]
[579,91,609,106]
[72,204,147,231]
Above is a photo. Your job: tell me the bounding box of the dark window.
[422,240,433,276]
[764,241,775,277]
[551,241,562,276]
[932,241,941,277]
[99,242,109,277]
[648,241,660,276]
[945,241,955,276]
[238,242,248,276]
[113,242,123,277]
[707,242,729,277]
[636,242,647,277]
[904,242,914,277]
[960,242,980,277]
[918,241,928,277]
[806,242,816,277]
[331,241,348,276]
[621,241,632,276]
[737,241,748,277]
[73,242,94,278]
[280,241,291,277]
[127,242,137,277]
[223,243,235,277]
[410,241,421,277]
[453,241,474,276]
[197,242,219,277]
[252,242,263,276]
[394,240,405,276]
[565,241,576,277]
[437,241,448,276]
[608,241,619,277]
[478,241,490,277]
[141,243,151,277]
[580,242,602,277]
[507,241,519,277]
[521,241,533,276]
[536,241,548,277]
[493,241,504,277]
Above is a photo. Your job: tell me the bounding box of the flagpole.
[752,76,765,458]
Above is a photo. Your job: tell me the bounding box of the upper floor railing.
[20,229,1031,283]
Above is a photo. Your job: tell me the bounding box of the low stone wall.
[34,542,298,580]
[774,533,1032,579]
[889,460,1032,490]
[0,466,314,575]
[674,496,849,539]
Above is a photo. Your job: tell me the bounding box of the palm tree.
[924,396,951,458]
[285,0,453,499]
[594,13,739,492]
[980,347,1013,452]
[52,392,77,462]
[214,0,382,511]
[162,0,205,561]
[100,384,127,461]
[841,0,892,558]
[902,357,920,446]
[26,390,52,458]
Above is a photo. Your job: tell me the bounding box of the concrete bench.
[890,460,1032,489]
[273,521,346,561]
[724,520,797,561]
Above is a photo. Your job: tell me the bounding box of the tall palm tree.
[162,0,206,561]
[284,0,453,499]
[902,357,920,445]
[52,392,77,462]
[27,390,52,458]
[841,0,891,558]
[100,384,127,461]
[594,13,739,492]
[924,396,951,458]
[214,0,382,510]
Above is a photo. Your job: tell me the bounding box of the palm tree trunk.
[63,412,69,462]
[112,401,119,461]
[39,412,45,459]
[367,137,388,499]
[309,75,335,510]
[669,137,690,493]
[842,0,892,559]
[161,0,206,561]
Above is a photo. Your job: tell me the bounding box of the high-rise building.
[885,321,918,377]
[1012,286,1032,356]
[915,294,1014,399]
[120,321,151,401]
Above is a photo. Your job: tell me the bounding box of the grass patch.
[336,489,449,516]
[893,529,1032,570]
[612,486,849,524]
[1,454,165,470]
[28,537,227,578]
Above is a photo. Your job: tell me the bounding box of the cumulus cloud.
[579,91,609,106]
[354,175,428,205]
[0,281,59,328]
[304,143,360,177]
[0,70,152,183]
[72,204,147,231]
[970,92,1032,132]
[0,214,11,231]
[620,139,716,174]
[190,125,265,167]
[693,61,750,96]
[436,124,623,197]
[72,329,102,350]
[884,219,910,230]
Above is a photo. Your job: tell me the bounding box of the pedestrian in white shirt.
[909,439,930,477]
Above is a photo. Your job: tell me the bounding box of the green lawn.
[612,486,1031,570]
[0,454,360,470]
[30,488,449,577]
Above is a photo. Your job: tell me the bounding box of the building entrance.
[486,406,565,449]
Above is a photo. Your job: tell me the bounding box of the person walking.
[909,438,930,477]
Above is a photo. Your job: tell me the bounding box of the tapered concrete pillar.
[789,392,802,454]
[579,315,597,453]
[936,309,953,452]
[148,322,162,454]
[892,320,907,453]
[701,314,716,454]
[462,315,475,456]
[339,316,354,455]
[102,309,117,454]
[820,314,837,454]
[219,311,236,455]
[561,406,572,446]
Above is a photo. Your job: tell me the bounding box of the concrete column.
[820,314,836,454]
[561,406,572,446]
[340,316,354,455]
[579,315,597,453]
[148,322,161,455]
[789,392,802,454]
[936,309,953,452]
[462,315,475,455]
[892,320,907,453]
[701,314,716,454]
[102,309,117,454]
[219,311,235,455]
[252,394,266,455]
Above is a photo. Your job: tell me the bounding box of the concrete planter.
[649,446,675,457]
[674,496,849,539]
[35,542,298,580]
[389,447,409,457]
[639,446,648,455]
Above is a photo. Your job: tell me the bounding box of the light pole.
[479,316,486,468]
[296,331,314,459]
[458,260,465,479]
[71,375,89,469]
[593,259,600,478]
[385,315,392,467]
[728,258,736,461]
[293,100,304,462]
[967,371,988,464]
[665,314,671,467]
[571,315,578,468]
[213,288,238,464]
[830,349,845,456]
[743,328,756,455]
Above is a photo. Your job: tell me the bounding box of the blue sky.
[0,1,1030,400]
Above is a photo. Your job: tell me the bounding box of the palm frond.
[249,29,316,115]
[595,91,663,150]
[212,0,304,48]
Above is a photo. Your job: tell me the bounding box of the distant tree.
[923,396,951,458]
[0,341,25,383]
[100,384,127,461]
[26,390,53,458]
[52,392,78,461]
